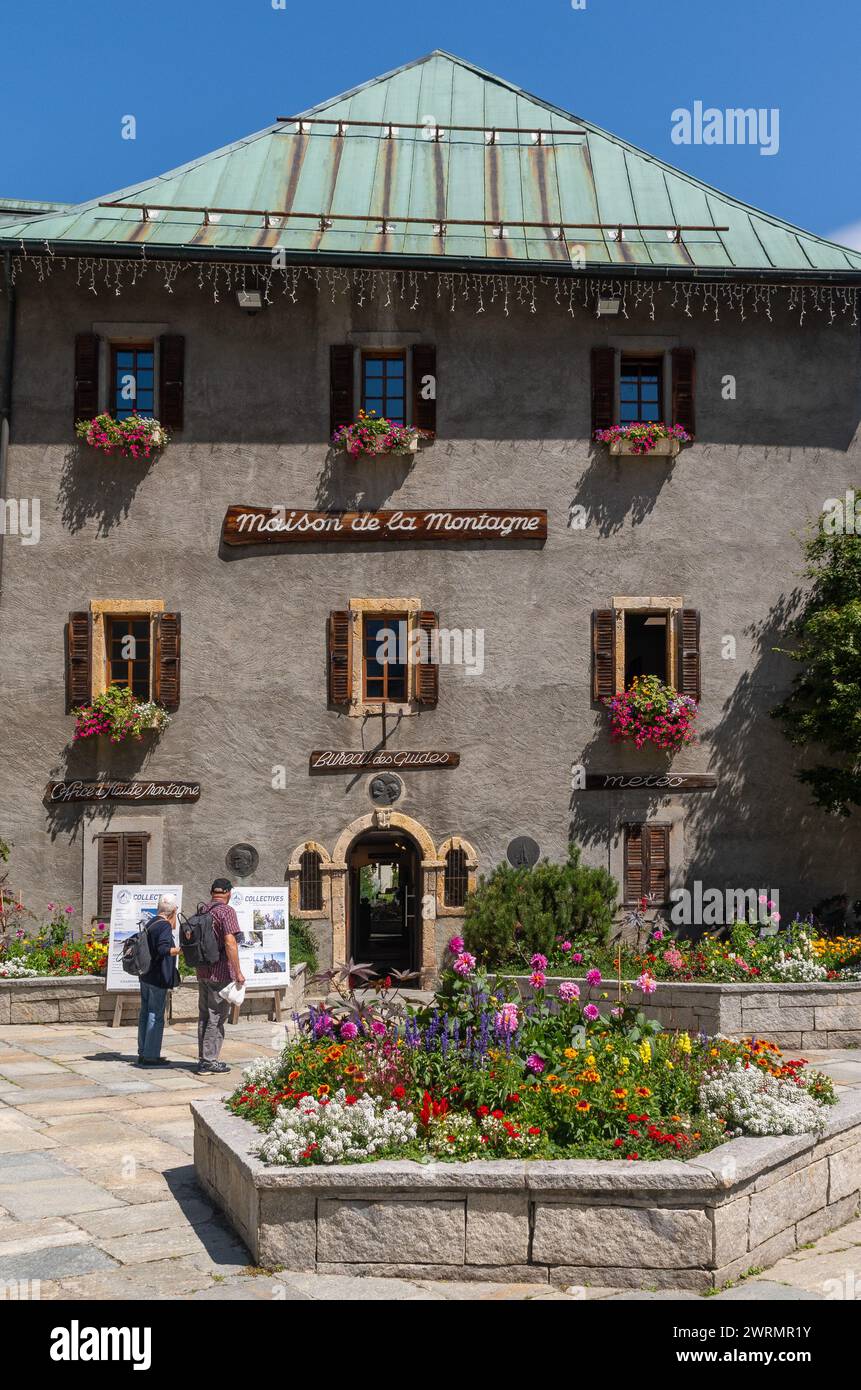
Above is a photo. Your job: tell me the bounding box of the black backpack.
[121,918,154,977]
[179,905,221,967]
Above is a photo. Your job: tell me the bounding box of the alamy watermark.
[0,498,40,544]
[671,102,780,157]
[376,621,485,677]
[670,885,780,928]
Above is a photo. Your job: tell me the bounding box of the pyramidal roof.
[3,50,859,278]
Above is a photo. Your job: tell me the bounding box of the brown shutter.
[330,346,354,437]
[65,611,92,711]
[592,609,616,700]
[415,611,439,706]
[591,346,615,434]
[411,344,437,435]
[97,835,122,919]
[624,825,644,905]
[159,334,185,432]
[123,833,149,886]
[677,608,701,701]
[154,612,181,710]
[327,611,352,705]
[671,347,696,435]
[646,825,670,905]
[74,333,100,424]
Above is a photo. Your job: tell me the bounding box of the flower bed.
[605,674,697,751]
[0,904,109,977]
[224,954,835,1169]
[75,413,168,459]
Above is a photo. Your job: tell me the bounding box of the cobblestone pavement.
[0,1025,859,1301]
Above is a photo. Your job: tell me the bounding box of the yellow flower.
[638,1040,651,1065]
[677,1032,692,1054]
[612,1087,628,1098]
[568,1086,581,1097]
[586,1054,596,1066]
[635,1085,652,1098]
[665,1060,674,1070]
[575,1100,591,1113]
[619,1056,631,1071]
[564,1048,579,1060]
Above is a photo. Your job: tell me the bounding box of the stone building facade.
[1,52,860,981]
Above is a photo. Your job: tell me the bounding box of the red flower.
[391,1085,406,1101]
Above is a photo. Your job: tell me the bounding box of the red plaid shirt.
[196,900,241,983]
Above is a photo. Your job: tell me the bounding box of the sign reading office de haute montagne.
[222,507,548,546]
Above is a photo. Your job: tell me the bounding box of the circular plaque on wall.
[226,843,259,878]
[368,772,404,807]
[506,836,540,868]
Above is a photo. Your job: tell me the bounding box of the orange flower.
[288,1071,300,1081]
[568,1086,581,1097]
[612,1088,628,1098]
[635,1086,652,1098]
[316,1085,330,1097]
[575,1101,591,1112]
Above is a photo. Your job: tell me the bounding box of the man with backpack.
[193,878,245,1075]
[136,893,181,1067]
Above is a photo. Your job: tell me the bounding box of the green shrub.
[462,844,617,968]
[289,919,318,974]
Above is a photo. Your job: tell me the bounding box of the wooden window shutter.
[592,609,616,700]
[415,611,439,706]
[154,612,181,710]
[590,346,615,434]
[97,835,122,919]
[74,333,100,424]
[623,825,644,905]
[124,833,149,886]
[327,611,352,705]
[646,824,670,905]
[411,344,437,435]
[65,611,92,711]
[330,346,354,437]
[159,334,185,432]
[677,608,701,701]
[671,347,696,436]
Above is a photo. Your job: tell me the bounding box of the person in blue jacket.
[137,893,181,1067]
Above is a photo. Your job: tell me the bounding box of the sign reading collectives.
[106,884,183,992]
[227,887,291,989]
[222,506,548,546]
[310,750,459,772]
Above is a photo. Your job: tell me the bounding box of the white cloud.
[827,220,861,251]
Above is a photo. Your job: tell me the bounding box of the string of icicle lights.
[5,248,860,326]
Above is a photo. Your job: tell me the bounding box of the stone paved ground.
[0,1024,860,1301]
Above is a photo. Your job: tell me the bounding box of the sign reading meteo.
[222,507,547,545]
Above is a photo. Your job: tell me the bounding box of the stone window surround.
[612,594,683,695]
[436,835,479,916]
[92,322,170,417]
[89,599,165,700]
[347,596,423,717]
[82,810,164,929]
[286,841,332,920]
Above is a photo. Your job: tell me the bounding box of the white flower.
[256,1088,417,1166]
[240,1056,281,1088]
[0,960,37,978]
[771,952,827,982]
[701,1061,827,1136]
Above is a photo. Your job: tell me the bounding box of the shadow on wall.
[685,592,861,914]
[59,445,152,536]
[314,447,418,510]
[570,448,677,538]
[44,737,161,842]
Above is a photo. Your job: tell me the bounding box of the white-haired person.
[137,892,182,1067]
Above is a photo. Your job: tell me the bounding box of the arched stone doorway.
[330,811,441,986]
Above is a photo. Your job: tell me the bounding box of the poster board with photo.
[227,887,291,989]
[106,884,183,992]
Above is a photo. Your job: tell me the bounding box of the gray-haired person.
[195,878,245,1074]
[137,892,181,1067]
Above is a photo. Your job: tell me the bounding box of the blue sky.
[2,0,859,246]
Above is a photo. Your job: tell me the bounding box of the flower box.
[75,413,169,460]
[609,437,680,458]
[332,411,432,460]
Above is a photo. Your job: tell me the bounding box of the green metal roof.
[3,51,860,278]
[0,196,73,225]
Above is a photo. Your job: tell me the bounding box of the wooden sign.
[46,780,201,804]
[579,773,717,791]
[223,507,547,546]
[309,750,459,774]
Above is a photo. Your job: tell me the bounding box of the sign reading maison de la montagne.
[222,507,548,546]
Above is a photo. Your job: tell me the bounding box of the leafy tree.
[772,531,861,816]
[462,843,617,968]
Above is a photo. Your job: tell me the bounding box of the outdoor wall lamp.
[236,290,263,315]
[597,297,621,315]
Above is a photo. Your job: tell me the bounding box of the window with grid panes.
[361,352,406,425]
[111,343,155,419]
[107,615,151,699]
[363,614,408,702]
[619,355,663,424]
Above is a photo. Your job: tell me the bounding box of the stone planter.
[503,975,861,1047]
[192,1086,861,1290]
[0,963,307,1025]
[608,437,681,457]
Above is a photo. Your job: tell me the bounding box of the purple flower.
[557,981,580,1003]
[526,1053,545,1075]
[448,935,465,955]
[583,1004,600,1022]
[651,927,664,941]
[610,1006,624,1020]
[494,1002,519,1034]
[559,941,572,953]
[572,952,583,964]
[313,1012,335,1038]
[530,953,548,970]
[339,1020,358,1039]
[586,968,602,986]
[636,972,658,996]
[370,1019,387,1037]
[530,970,546,989]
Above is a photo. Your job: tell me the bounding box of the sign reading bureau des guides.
[222,507,547,546]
